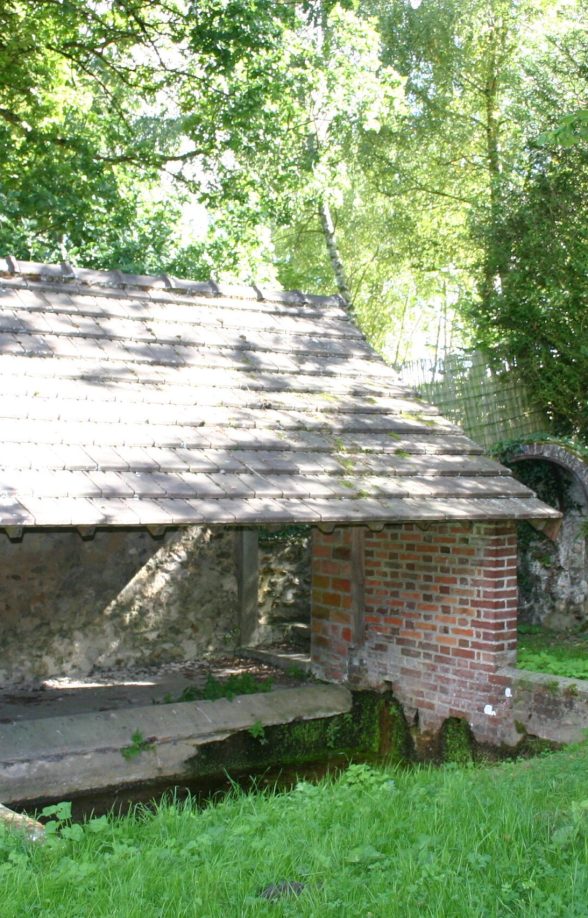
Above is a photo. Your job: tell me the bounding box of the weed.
[518,648,588,681]
[286,665,309,680]
[338,456,355,472]
[517,627,588,681]
[153,673,273,705]
[354,488,370,499]
[120,730,155,761]
[248,720,267,744]
[517,623,543,635]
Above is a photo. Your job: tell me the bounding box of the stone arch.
[506,441,588,503]
[502,441,588,630]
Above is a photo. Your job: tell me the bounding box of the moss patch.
[439,717,475,765]
[187,692,396,779]
[384,699,415,765]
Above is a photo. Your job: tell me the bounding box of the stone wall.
[503,665,588,747]
[0,526,311,687]
[0,527,239,686]
[507,452,588,630]
[257,530,311,642]
[311,522,519,745]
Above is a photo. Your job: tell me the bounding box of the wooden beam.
[4,527,23,542]
[146,525,167,538]
[351,527,365,645]
[529,517,562,541]
[367,521,385,532]
[235,528,259,646]
[318,522,336,534]
[77,526,96,541]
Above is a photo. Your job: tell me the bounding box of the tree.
[0,0,196,269]
[471,146,588,435]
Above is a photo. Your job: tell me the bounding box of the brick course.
[311,521,518,743]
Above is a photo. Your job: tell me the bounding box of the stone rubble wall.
[257,533,311,642]
[517,475,588,630]
[0,526,310,687]
[506,443,588,631]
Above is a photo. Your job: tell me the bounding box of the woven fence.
[397,351,548,449]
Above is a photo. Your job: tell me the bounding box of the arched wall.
[506,442,588,502]
[503,442,588,630]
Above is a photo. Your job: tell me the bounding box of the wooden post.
[351,527,365,644]
[235,528,259,646]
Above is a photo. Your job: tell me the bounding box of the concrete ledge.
[0,685,351,805]
[502,666,588,745]
[239,647,312,673]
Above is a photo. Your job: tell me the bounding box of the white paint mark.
[505,687,512,698]
[484,704,497,717]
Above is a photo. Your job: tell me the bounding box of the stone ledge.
[0,684,351,805]
[501,665,588,745]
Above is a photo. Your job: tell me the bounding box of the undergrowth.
[3,747,588,915]
[518,628,588,681]
[154,673,273,705]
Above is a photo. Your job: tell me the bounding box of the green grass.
[518,627,588,680]
[4,748,588,916]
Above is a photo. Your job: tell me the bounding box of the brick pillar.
[310,521,518,744]
[311,527,355,681]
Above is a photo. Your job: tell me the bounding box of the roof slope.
[0,258,558,529]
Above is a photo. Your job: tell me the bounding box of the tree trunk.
[318,196,352,307]
[481,17,508,304]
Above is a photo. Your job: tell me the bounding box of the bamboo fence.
[398,351,548,449]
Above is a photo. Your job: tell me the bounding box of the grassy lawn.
[518,626,588,680]
[3,746,588,916]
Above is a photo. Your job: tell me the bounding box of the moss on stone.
[186,692,398,779]
[386,699,415,765]
[439,717,475,765]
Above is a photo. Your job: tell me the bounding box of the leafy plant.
[247,720,267,745]
[120,730,156,761]
[285,665,309,680]
[516,626,588,683]
[154,673,273,706]
[518,649,588,682]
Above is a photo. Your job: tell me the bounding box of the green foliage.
[537,109,588,148]
[120,730,156,761]
[518,650,588,682]
[247,719,267,744]
[285,665,310,680]
[467,143,588,434]
[1,0,586,381]
[518,628,588,681]
[154,673,273,706]
[257,524,311,547]
[439,717,475,766]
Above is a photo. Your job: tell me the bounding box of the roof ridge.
[0,256,345,310]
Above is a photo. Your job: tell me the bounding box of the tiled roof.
[0,257,558,529]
